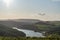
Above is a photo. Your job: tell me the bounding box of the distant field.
[35,21,60,31]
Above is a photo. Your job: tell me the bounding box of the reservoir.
[12,27,44,37]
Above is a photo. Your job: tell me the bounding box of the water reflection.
[12,27,44,37]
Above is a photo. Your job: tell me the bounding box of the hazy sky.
[0,0,60,21]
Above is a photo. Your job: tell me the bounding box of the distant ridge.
[0,19,59,32]
[0,19,41,31]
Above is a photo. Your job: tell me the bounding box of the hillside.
[45,21,60,36]
[35,21,60,31]
[0,24,26,37]
[0,19,60,33]
[0,19,40,31]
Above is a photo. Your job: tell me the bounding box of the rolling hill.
[0,19,40,31]
[0,19,60,35]
[0,24,26,37]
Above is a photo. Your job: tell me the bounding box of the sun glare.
[3,0,13,7]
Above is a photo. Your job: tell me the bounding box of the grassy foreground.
[0,37,60,40]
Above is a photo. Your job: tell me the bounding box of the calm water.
[12,27,44,37]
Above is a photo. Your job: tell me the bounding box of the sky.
[0,0,60,21]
